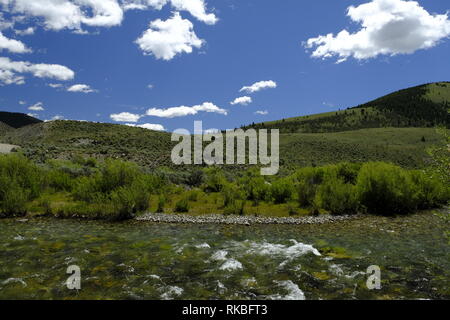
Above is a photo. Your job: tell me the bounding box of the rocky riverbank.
[136,213,359,225]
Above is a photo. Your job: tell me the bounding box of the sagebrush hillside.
[245,82,450,133]
[0,82,447,173]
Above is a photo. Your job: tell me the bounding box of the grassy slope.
[0,82,448,171]
[247,82,450,133]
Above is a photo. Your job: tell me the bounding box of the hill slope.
[246,82,450,133]
[0,112,42,129]
[0,83,447,172]
[0,121,13,136]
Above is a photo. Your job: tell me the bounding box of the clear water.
[0,211,449,300]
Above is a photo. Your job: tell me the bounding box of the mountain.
[0,112,42,129]
[0,82,447,172]
[245,82,450,133]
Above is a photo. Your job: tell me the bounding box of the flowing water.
[0,211,449,300]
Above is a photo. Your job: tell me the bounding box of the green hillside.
[245,82,450,133]
[0,82,447,173]
[0,112,42,129]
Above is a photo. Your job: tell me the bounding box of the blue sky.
[0,0,449,132]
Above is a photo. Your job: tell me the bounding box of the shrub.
[0,181,28,216]
[315,178,359,215]
[223,200,245,216]
[270,179,294,204]
[295,167,325,207]
[203,167,227,192]
[175,198,190,213]
[157,195,166,213]
[410,170,449,209]
[356,162,420,215]
[244,176,271,204]
[0,154,42,216]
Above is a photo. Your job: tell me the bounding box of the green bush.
[315,178,359,215]
[243,176,271,204]
[356,162,420,215]
[295,167,325,207]
[0,154,42,216]
[410,170,448,209]
[0,181,29,216]
[157,195,166,213]
[175,198,190,213]
[223,199,245,216]
[203,167,228,192]
[270,179,294,204]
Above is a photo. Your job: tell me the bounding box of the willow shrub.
[0,154,42,216]
[270,178,294,204]
[315,178,359,215]
[356,162,420,215]
[70,160,154,220]
[295,167,326,207]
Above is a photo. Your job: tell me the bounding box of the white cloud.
[0,0,124,32]
[14,27,35,36]
[48,83,63,88]
[255,110,268,115]
[27,112,38,117]
[110,112,141,122]
[135,12,204,60]
[0,31,30,53]
[240,80,277,94]
[230,96,252,106]
[0,56,75,85]
[170,0,218,25]
[146,102,227,118]
[48,115,64,121]
[0,0,217,33]
[67,83,96,93]
[147,83,154,89]
[305,0,450,62]
[125,122,165,131]
[28,101,44,111]
[19,100,26,105]
[122,0,217,24]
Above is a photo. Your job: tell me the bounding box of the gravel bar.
[136,213,359,225]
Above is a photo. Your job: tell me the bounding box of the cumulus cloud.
[170,0,217,25]
[67,83,97,93]
[135,12,204,60]
[0,31,30,53]
[14,27,35,36]
[230,96,252,106]
[240,80,277,94]
[0,56,75,85]
[146,102,227,118]
[305,0,450,62]
[0,0,124,31]
[28,101,44,111]
[110,112,141,122]
[255,110,268,115]
[122,0,217,24]
[0,0,217,33]
[125,122,165,131]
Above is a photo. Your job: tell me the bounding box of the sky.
[0,0,449,132]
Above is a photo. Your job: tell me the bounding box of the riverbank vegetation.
[0,153,448,221]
